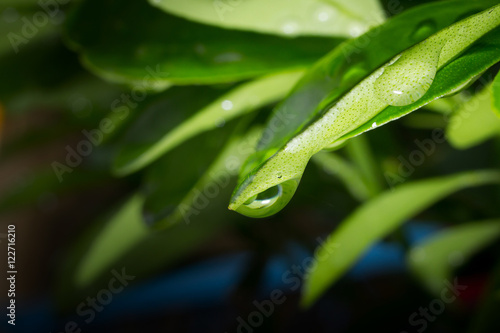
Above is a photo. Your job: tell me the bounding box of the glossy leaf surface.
[230,2,500,218]
[65,0,340,87]
[447,85,500,149]
[302,170,500,307]
[113,70,304,176]
[492,71,500,117]
[150,0,385,38]
[408,220,500,295]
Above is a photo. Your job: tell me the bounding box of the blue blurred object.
[98,252,251,320]
[8,221,442,333]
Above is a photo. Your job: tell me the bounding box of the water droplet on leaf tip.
[243,185,283,210]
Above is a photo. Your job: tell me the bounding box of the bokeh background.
[1,0,500,332]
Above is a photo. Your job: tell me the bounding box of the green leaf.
[74,195,149,287]
[143,126,262,229]
[113,70,305,176]
[424,97,457,115]
[65,0,340,88]
[241,0,500,163]
[229,2,500,218]
[344,135,384,196]
[59,128,263,306]
[492,71,500,117]
[447,85,500,149]
[149,0,385,38]
[0,37,83,113]
[301,170,500,308]
[0,168,109,213]
[56,193,233,309]
[112,85,228,176]
[408,220,500,296]
[6,73,122,117]
[311,150,372,201]
[142,130,231,228]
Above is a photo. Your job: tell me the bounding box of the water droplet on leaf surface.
[374,40,444,106]
[221,100,233,110]
[281,20,300,35]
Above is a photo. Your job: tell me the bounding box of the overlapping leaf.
[56,194,234,310]
[229,1,500,218]
[64,0,340,88]
[150,0,384,38]
[447,85,500,149]
[112,70,304,176]
[492,71,500,117]
[302,170,500,307]
[112,85,228,176]
[341,35,500,141]
[408,220,500,296]
[143,125,261,229]
[55,128,262,308]
[312,151,371,201]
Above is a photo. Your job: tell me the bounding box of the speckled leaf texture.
[229,1,500,218]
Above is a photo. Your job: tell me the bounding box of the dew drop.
[348,23,366,37]
[233,178,300,218]
[281,20,300,35]
[221,100,233,111]
[243,185,282,210]
[410,19,437,42]
[374,41,443,106]
[317,12,329,22]
[312,5,336,23]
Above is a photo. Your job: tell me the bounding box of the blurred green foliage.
[1,1,500,331]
